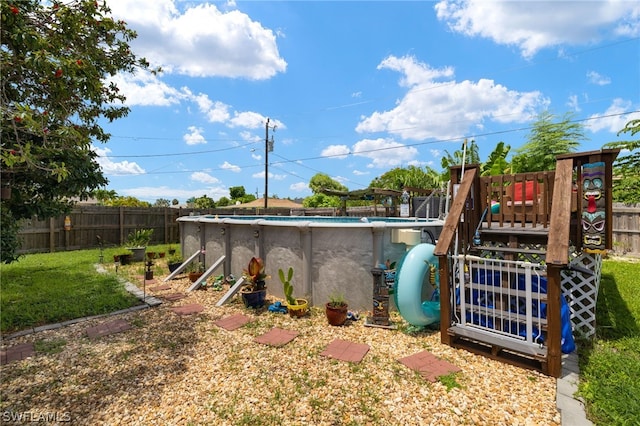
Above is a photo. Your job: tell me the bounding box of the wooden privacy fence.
[611,203,640,256]
[14,204,640,256]
[17,206,197,254]
[16,205,312,253]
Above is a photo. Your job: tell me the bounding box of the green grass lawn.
[577,258,640,426]
[0,247,146,334]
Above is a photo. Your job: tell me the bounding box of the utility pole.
[264,118,275,209]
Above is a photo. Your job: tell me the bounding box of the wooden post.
[164,207,169,244]
[546,265,562,378]
[438,256,452,345]
[119,207,125,245]
[49,217,55,253]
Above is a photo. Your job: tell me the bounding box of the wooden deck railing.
[480,171,557,228]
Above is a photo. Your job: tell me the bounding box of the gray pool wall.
[177,215,443,311]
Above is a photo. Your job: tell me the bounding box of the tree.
[92,188,118,205]
[193,195,215,209]
[369,165,443,191]
[229,186,246,200]
[216,196,231,207]
[511,111,585,173]
[302,193,341,208]
[153,198,170,207]
[171,198,179,206]
[305,173,346,208]
[481,141,511,176]
[103,196,150,207]
[441,140,480,169]
[1,0,152,262]
[605,119,640,204]
[308,173,348,194]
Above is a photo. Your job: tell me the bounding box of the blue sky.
[96,0,640,203]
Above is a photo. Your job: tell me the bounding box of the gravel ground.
[0,266,560,426]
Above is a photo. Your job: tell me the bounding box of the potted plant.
[145,260,154,280]
[186,260,205,282]
[240,257,269,309]
[115,251,132,265]
[326,292,348,326]
[166,253,183,273]
[126,228,154,261]
[279,267,308,318]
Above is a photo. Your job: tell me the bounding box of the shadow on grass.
[576,269,640,426]
[594,272,640,340]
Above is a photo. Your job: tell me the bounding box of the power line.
[105,141,257,158]
[106,109,638,166]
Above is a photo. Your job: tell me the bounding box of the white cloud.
[321,145,350,159]
[435,0,640,58]
[220,161,241,173]
[108,70,188,107]
[435,0,639,59]
[587,71,611,86]
[587,98,640,133]
[289,182,309,192]
[192,94,231,123]
[567,95,581,112]
[252,171,286,180]
[353,170,368,176]
[183,126,207,145]
[352,138,420,169]
[229,111,267,129]
[357,55,547,141]
[190,172,220,184]
[93,145,145,175]
[109,0,287,79]
[240,131,262,143]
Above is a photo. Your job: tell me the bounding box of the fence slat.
[14,204,640,255]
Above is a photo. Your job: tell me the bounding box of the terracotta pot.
[188,272,203,282]
[325,302,348,326]
[286,299,309,318]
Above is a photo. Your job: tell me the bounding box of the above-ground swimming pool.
[177,215,444,310]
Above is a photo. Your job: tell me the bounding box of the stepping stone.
[320,338,370,363]
[86,319,131,339]
[149,284,171,292]
[163,293,187,302]
[254,328,299,347]
[397,350,461,382]
[214,314,251,331]
[1,343,35,365]
[171,303,204,316]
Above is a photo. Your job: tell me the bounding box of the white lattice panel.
[561,253,602,338]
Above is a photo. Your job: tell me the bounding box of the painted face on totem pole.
[581,162,606,252]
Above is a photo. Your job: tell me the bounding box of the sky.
[95,0,640,204]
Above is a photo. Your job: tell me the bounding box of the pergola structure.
[320,187,439,217]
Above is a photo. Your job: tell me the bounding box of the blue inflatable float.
[393,243,440,326]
